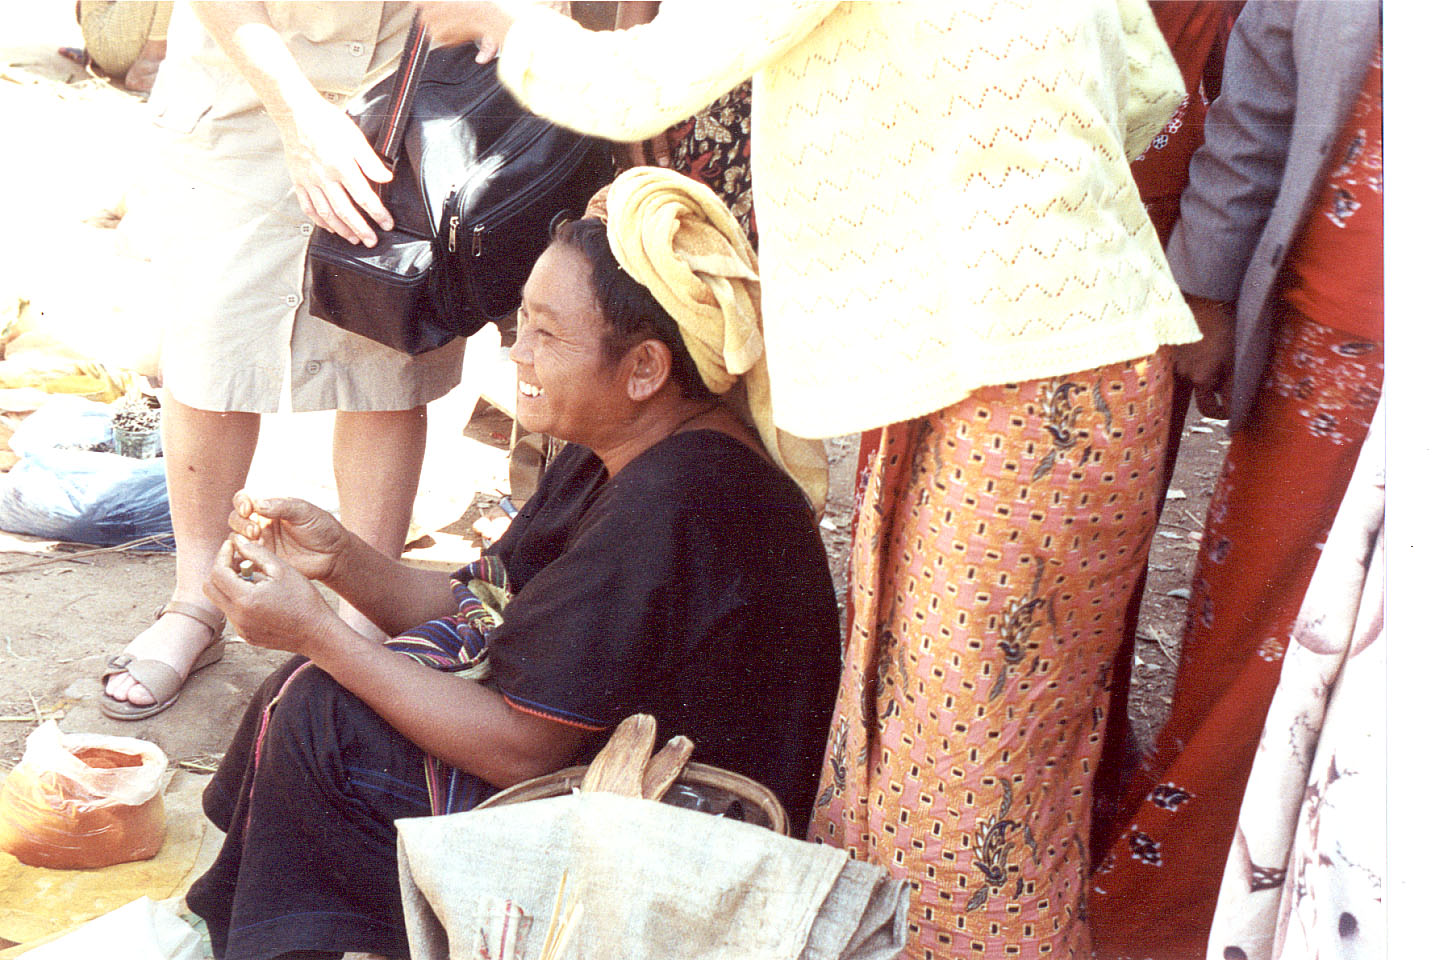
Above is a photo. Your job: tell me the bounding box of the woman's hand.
[188,3,395,246]
[229,492,350,583]
[205,537,344,656]
[278,95,394,246]
[417,2,517,63]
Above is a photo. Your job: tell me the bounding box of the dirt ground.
[0,8,1228,947]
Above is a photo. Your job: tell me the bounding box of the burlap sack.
[397,792,908,960]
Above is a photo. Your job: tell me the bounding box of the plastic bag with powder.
[0,721,167,869]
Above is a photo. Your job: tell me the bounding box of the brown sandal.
[100,601,227,721]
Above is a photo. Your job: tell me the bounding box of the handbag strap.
[375,14,432,170]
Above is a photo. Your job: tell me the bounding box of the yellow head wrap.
[597,167,828,512]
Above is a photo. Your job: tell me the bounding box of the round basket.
[477,761,790,836]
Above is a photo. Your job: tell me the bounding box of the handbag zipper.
[470,135,592,232]
[443,123,551,250]
[450,135,601,258]
[442,154,505,252]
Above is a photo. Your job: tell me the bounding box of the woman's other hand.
[206,537,342,655]
[281,96,394,246]
[417,2,516,63]
[230,492,350,583]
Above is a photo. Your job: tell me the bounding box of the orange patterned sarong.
[811,352,1174,959]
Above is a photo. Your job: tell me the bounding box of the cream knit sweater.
[499,0,1197,438]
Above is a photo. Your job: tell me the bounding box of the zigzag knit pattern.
[502,0,1196,438]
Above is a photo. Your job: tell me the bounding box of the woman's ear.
[625,339,673,402]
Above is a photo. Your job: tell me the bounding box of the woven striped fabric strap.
[375,14,431,169]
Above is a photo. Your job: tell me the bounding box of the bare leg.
[107,392,260,706]
[332,407,427,640]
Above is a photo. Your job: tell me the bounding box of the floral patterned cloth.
[663,81,757,250]
[1087,308,1383,960]
[1091,0,1243,861]
[1280,44,1384,338]
[810,351,1174,959]
[1207,394,1384,960]
[1128,1,1244,247]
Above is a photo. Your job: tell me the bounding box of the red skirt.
[1088,306,1384,959]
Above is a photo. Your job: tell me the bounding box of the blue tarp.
[0,396,172,548]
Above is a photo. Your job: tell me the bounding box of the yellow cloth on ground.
[1,319,136,407]
[0,772,212,949]
[0,364,132,408]
[604,168,828,511]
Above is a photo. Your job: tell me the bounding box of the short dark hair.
[548,217,711,400]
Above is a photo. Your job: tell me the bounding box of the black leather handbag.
[306,18,613,355]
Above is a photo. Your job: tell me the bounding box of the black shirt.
[485,429,840,831]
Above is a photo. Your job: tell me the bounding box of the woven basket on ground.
[477,760,790,836]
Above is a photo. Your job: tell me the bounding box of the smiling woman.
[511,245,636,452]
[183,170,841,960]
[511,220,718,464]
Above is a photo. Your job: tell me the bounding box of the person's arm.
[1176,294,1237,418]
[311,526,460,636]
[1167,2,1298,304]
[207,537,588,787]
[1165,3,1299,415]
[613,2,661,31]
[229,493,457,635]
[189,1,394,246]
[610,1,670,170]
[1116,0,1185,161]
[419,0,837,142]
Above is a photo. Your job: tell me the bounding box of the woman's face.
[510,244,631,446]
